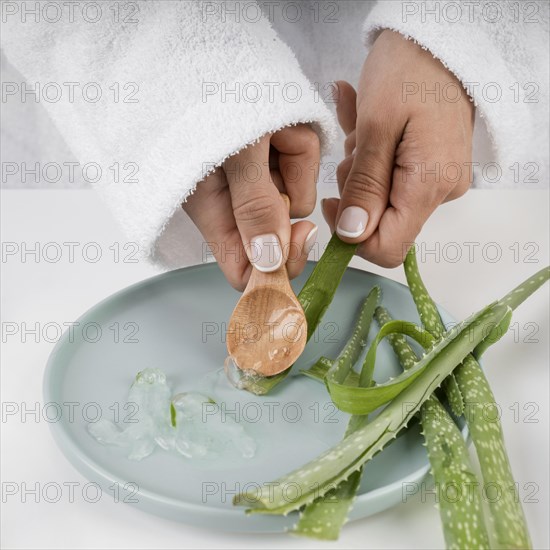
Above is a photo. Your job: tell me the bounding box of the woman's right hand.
[183,125,320,290]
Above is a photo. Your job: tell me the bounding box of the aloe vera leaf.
[499,266,549,311]
[291,461,363,540]
[473,308,514,359]
[403,248,464,416]
[234,301,510,514]
[324,320,436,415]
[420,397,490,550]
[300,356,334,382]
[377,306,491,550]
[298,234,358,341]
[374,306,419,370]
[457,334,533,550]
[292,451,367,542]
[300,266,549,384]
[453,353,529,549]
[292,288,380,540]
[405,250,547,549]
[325,286,381,382]
[240,234,357,394]
[301,358,360,385]
[327,287,381,384]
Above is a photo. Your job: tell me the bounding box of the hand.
[183,125,320,290]
[323,30,475,267]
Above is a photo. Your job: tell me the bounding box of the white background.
[1,188,549,549]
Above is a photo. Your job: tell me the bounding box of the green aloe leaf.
[291,469,362,539]
[325,286,380,385]
[404,249,548,549]
[240,234,357,394]
[403,247,464,416]
[234,301,510,514]
[292,287,380,540]
[376,306,491,550]
[323,320,437,415]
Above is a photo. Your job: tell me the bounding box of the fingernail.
[304,225,318,255]
[336,206,369,238]
[249,234,282,272]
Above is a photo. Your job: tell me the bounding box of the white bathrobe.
[2,0,548,268]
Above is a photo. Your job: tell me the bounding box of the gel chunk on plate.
[87,368,256,461]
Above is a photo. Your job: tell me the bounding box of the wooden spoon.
[226,198,307,377]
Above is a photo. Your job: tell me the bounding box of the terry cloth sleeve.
[363,0,549,189]
[1,0,336,268]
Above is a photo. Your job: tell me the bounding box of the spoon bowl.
[226,265,307,377]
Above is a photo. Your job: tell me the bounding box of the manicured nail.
[304,225,318,255]
[336,206,369,238]
[249,234,282,272]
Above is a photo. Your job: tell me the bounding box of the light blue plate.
[44,262,461,532]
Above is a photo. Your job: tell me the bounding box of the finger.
[443,170,472,202]
[268,146,285,192]
[336,154,354,196]
[355,205,420,268]
[324,194,417,269]
[357,147,462,267]
[271,125,320,218]
[335,116,403,243]
[335,80,357,136]
[321,197,339,233]
[225,136,291,273]
[286,220,318,279]
[392,116,472,211]
[344,130,356,157]
[182,169,252,291]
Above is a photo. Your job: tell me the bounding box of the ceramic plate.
[44,262,460,532]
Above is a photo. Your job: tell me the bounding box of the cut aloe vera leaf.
[234,301,510,514]
[404,247,464,416]
[301,356,333,382]
[454,353,530,549]
[473,308,513,359]
[374,306,419,370]
[291,463,362,540]
[301,358,360,386]
[441,375,464,416]
[240,234,357,395]
[293,375,375,540]
[328,286,380,384]
[420,397,490,549]
[405,250,547,549]
[377,305,491,549]
[300,287,379,386]
[324,320,436,415]
[298,234,358,341]
[292,287,380,540]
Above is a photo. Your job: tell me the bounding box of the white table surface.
[1,188,549,550]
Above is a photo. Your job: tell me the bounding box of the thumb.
[225,138,291,273]
[335,123,399,243]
